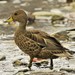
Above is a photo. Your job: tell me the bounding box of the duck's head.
[6,10,28,24]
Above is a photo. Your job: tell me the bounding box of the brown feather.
[27,30,65,50]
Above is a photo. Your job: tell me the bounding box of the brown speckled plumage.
[7,10,72,70]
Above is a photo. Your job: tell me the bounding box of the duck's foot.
[50,66,53,70]
[28,67,32,71]
[28,57,33,71]
[50,59,53,70]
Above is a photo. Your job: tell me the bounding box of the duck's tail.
[53,48,74,59]
[64,48,75,59]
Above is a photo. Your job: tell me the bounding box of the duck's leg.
[50,58,53,70]
[28,57,33,70]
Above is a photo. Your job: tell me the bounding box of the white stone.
[50,9,63,15]
[54,24,65,27]
[58,0,66,2]
[13,0,21,4]
[48,0,53,2]
[0,1,7,4]
[20,3,30,6]
[0,19,5,24]
[63,6,72,10]
[34,8,42,11]
[0,53,6,61]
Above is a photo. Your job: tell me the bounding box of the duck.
[66,0,73,6]
[27,12,35,24]
[6,9,72,70]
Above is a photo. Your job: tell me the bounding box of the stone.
[51,15,65,24]
[13,59,28,67]
[12,0,21,4]
[0,53,6,61]
[60,68,75,73]
[14,69,29,75]
[15,72,24,75]
[0,1,7,4]
[30,70,67,75]
[14,69,67,75]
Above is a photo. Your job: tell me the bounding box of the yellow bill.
[6,17,13,23]
[4,17,17,27]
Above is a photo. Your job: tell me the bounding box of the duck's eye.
[14,13,18,15]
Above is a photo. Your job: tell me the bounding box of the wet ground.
[0,0,75,75]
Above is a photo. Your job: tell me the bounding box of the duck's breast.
[14,32,41,57]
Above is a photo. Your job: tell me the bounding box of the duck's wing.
[26,30,72,57]
[27,30,64,50]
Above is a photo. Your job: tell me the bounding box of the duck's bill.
[4,17,13,23]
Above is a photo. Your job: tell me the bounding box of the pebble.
[14,69,29,75]
[0,53,6,61]
[0,1,7,4]
[13,59,28,67]
[50,9,63,15]
[58,0,66,2]
[34,8,42,11]
[12,0,21,4]
[20,3,30,6]
[14,69,67,75]
[15,72,24,75]
[70,2,75,9]
[60,68,75,73]
[30,71,67,75]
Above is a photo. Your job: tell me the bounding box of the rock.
[12,55,30,67]
[71,37,75,41]
[34,8,42,11]
[62,6,72,11]
[20,3,30,7]
[0,1,7,4]
[14,69,67,75]
[15,72,24,75]
[32,11,65,24]
[68,31,75,38]
[14,69,29,75]
[51,15,65,24]
[66,0,73,5]
[0,53,6,61]
[70,2,75,9]
[13,59,28,67]
[0,34,14,40]
[30,70,67,75]
[13,58,48,68]
[58,0,66,3]
[67,29,75,31]
[54,24,66,27]
[12,0,21,4]
[32,11,64,17]
[50,9,63,15]
[60,68,75,73]
[32,11,52,21]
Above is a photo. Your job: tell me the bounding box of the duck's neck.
[18,22,26,31]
